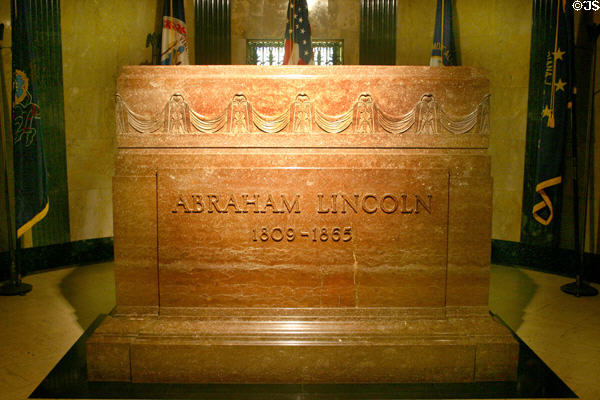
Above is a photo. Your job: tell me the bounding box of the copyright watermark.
[573,0,600,11]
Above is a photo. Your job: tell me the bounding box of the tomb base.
[87,310,517,383]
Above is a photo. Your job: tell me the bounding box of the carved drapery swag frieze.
[115,92,491,136]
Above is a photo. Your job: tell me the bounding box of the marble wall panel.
[395,2,435,66]
[447,175,492,307]
[61,0,194,241]
[67,188,113,242]
[113,176,158,314]
[475,342,519,381]
[395,0,532,242]
[130,342,476,383]
[86,338,131,382]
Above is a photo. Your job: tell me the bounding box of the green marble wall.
[0,2,11,255]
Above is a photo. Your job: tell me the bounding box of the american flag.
[283,0,313,65]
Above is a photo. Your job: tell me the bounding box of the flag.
[12,0,49,237]
[161,0,189,65]
[430,0,457,66]
[283,0,313,65]
[532,0,574,226]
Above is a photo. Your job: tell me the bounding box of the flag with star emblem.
[161,0,189,65]
[430,0,457,66]
[283,0,313,65]
[532,0,574,226]
[11,0,49,237]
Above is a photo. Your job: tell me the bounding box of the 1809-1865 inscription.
[160,168,443,250]
[170,191,433,244]
[156,167,449,308]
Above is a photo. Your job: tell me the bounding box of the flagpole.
[561,21,599,298]
[0,23,32,296]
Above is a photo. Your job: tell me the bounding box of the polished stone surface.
[88,65,517,383]
[34,314,576,399]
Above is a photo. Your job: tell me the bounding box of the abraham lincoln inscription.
[171,192,432,215]
[157,168,447,308]
[86,66,518,384]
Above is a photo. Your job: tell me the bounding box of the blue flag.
[161,0,189,65]
[12,0,49,238]
[430,0,457,66]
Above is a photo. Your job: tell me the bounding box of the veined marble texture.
[86,65,518,384]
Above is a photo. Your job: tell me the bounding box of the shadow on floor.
[489,264,538,332]
[59,262,116,330]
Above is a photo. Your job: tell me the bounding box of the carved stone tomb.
[86,66,518,383]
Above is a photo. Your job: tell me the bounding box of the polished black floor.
[30,315,577,399]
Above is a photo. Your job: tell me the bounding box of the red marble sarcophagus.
[86,66,518,383]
